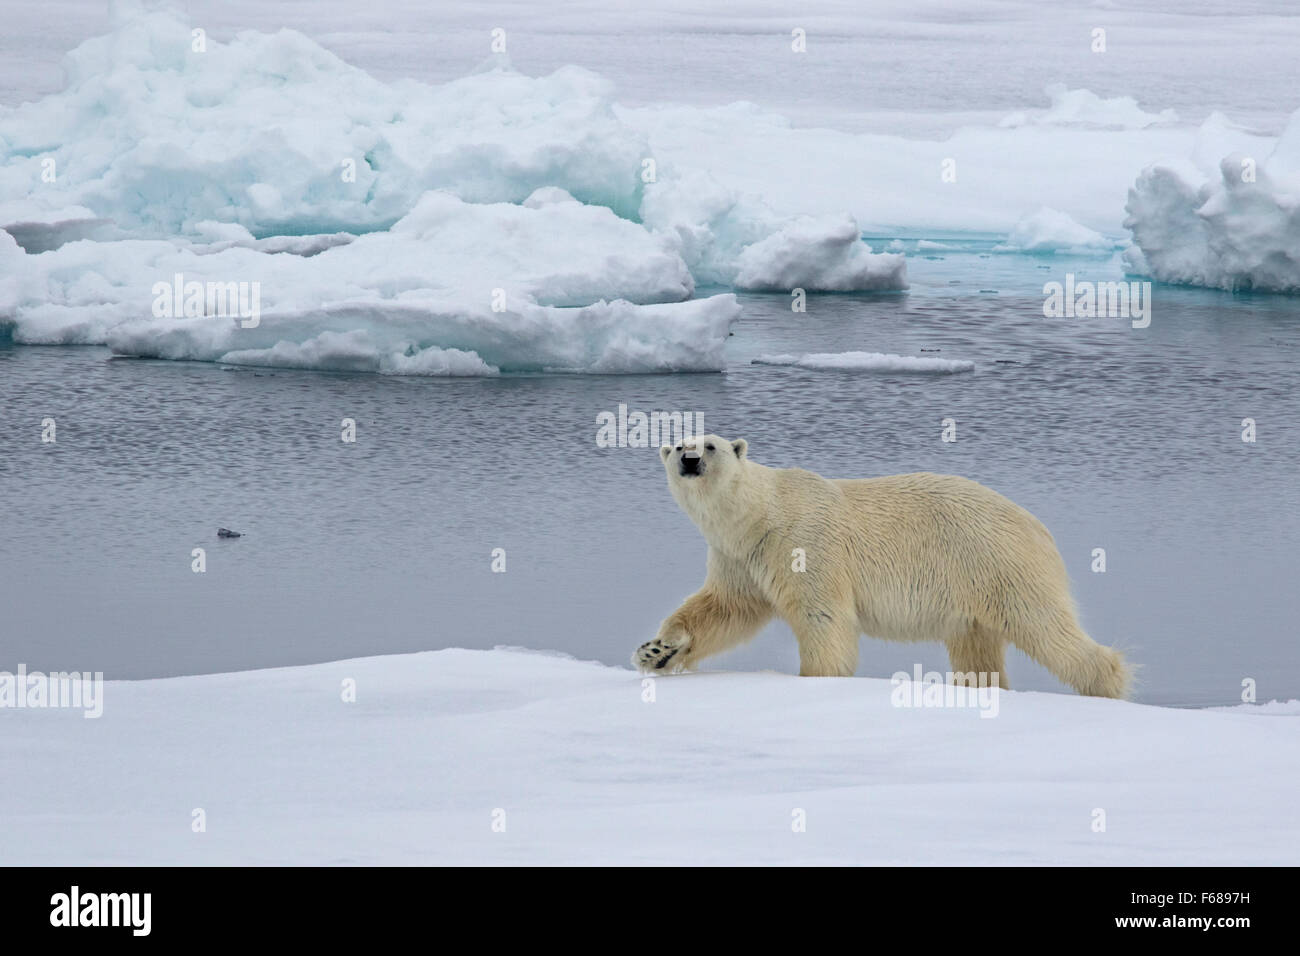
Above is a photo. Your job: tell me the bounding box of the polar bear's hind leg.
[1005,608,1132,699]
[946,625,1010,690]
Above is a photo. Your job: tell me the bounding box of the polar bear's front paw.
[633,633,691,673]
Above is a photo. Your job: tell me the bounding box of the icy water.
[3,250,1299,706]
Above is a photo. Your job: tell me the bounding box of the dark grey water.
[3,253,1298,706]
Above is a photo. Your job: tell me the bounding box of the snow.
[0,191,745,373]
[1,647,1294,865]
[106,295,740,375]
[754,351,975,373]
[995,207,1118,256]
[1123,109,1300,293]
[0,5,650,234]
[1210,700,1300,716]
[219,332,500,377]
[369,189,692,308]
[624,101,1257,239]
[999,85,1179,131]
[732,215,906,292]
[640,170,906,291]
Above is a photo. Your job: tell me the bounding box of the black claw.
[654,648,678,670]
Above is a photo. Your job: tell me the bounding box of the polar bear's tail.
[1010,610,1134,699]
[1066,636,1133,700]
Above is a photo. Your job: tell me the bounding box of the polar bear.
[633,435,1131,698]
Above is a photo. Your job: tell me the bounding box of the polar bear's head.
[660,433,748,494]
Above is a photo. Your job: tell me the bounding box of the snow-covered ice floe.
[0,192,739,373]
[146,295,739,376]
[1124,109,1300,293]
[0,6,913,375]
[1,648,1294,865]
[754,351,975,373]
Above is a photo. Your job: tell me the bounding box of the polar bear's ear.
[659,444,673,461]
[731,438,747,460]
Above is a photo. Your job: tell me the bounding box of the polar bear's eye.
[675,445,682,452]
[705,443,715,452]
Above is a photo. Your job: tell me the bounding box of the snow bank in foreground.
[995,207,1118,256]
[0,191,735,373]
[1,648,1294,864]
[1123,109,1300,293]
[754,351,974,373]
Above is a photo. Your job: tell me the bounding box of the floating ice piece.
[110,297,740,375]
[0,191,732,374]
[1123,108,1300,293]
[642,170,907,292]
[995,207,1119,256]
[732,215,907,291]
[753,351,974,373]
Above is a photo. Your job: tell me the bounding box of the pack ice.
[0,7,907,373]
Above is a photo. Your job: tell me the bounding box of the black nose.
[680,457,701,475]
